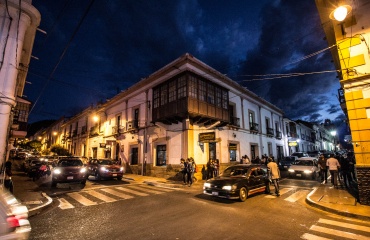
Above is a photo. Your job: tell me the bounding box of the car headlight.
[80,168,86,173]
[120,167,124,172]
[304,170,312,174]
[288,169,295,173]
[100,167,108,172]
[53,169,61,174]
[222,185,237,191]
[204,183,211,188]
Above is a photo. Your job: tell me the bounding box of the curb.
[28,192,53,217]
[306,187,370,221]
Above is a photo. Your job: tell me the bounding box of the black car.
[278,156,298,170]
[203,164,270,202]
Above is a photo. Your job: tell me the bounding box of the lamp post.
[330,130,337,151]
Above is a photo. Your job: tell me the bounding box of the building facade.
[316,0,370,205]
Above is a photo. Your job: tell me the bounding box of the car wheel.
[95,172,101,180]
[312,172,317,180]
[265,182,271,194]
[239,187,248,202]
[81,179,86,185]
[51,181,57,187]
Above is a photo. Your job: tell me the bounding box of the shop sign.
[288,141,298,147]
[99,143,106,148]
[229,144,237,150]
[199,132,215,143]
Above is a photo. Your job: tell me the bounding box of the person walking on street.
[318,154,328,184]
[267,158,280,196]
[186,158,195,186]
[327,153,341,188]
[180,158,187,185]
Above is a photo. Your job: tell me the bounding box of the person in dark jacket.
[318,154,328,184]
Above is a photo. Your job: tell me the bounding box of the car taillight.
[7,216,20,228]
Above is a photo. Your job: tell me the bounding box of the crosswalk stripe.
[301,233,332,240]
[128,185,165,194]
[265,187,293,198]
[139,185,174,192]
[85,190,117,203]
[59,198,74,209]
[284,190,309,202]
[100,188,134,199]
[318,218,370,233]
[115,187,149,196]
[68,192,97,206]
[310,225,369,240]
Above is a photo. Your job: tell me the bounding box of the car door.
[248,168,264,189]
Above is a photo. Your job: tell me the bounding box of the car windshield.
[98,160,114,165]
[293,160,313,166]
[222,167,249,177]
[58,160,83,167]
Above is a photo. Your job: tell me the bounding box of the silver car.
[0,188,31,239]
[288,157,319,179]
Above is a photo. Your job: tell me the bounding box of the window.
[156,145,166,166]
[160,85,167,106]
[131,147,138,165]
[153,89,159,108]
[229,143,237,161]
[198,80,206,101]
[222,90,228,109]
[13,102,29,123]
[188,75,197,98]
[207,83,215,104]
[178,76,186,99]
[215,88,222,107]
[168,80,176,102]
[249,112,255,124]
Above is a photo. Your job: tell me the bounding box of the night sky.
[26,0,344,124]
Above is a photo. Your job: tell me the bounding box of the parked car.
[288,157,319,179]
[203,164,270,202]
[278,156,298,170]
[307,151,321,158]
[87,159,124,180]
[0,188,31,239]
[27,159,45,178]
[291,152,309,158]
[51,157,87,187]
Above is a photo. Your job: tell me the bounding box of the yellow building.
[316,0,370,205]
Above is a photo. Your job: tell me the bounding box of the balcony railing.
[250,122,259,133]
[81,126,87,135]
[229,117,240,128]
[112,125,125,135]
[275,131,282,139]
[72,129,77,137]
[266,127,274,136]
[90,126,99,137]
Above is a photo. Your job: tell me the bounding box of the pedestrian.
[213,159,219,177]
[327,153,341,188]
[340,154,351,188]
[318,154,328,184]
[207,159,214,179]
[186,158,194,187]
[267,157,280,196]
[4,160,13,193]
[347,151,356,181]
[180,158,187,185]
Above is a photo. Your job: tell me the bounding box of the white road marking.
[58,198,74,209]
[301,233,333,240]
[128,185,165,194]
[310,225,369,240]
[318,218,370,233]
[85,190,117,203]
[139,184,174,192]
[115,187,149,196]
[100,188,134,199]
[284,190,309,202]
[265,187,293,198]
[67,192,97,206]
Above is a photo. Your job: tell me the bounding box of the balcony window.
[168,80,176,102]
[178,76,186,99]
[198,80,206,102]
[188,75,197,99]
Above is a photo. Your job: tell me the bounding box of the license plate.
[212,192,219,196]
[113,174,117,176]
[67,176,73,180]
[296,174,301,177]
[284,166,287,168]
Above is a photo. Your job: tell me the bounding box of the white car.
[288,157,319,180]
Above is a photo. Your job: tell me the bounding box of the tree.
[27,140,42,152]
[50,144,70,156]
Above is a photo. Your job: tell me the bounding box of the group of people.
[180,157,197,186]
[318,152,356,188]
[205,159,220,179]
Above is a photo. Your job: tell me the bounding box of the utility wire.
[29,0,96,115]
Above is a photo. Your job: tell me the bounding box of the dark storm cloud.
[237,0,341,122]
[26,0,342,124]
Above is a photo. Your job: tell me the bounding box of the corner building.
[53,54,286,178]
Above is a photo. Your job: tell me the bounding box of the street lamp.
[329,3,352,22]
[93,115,99,122]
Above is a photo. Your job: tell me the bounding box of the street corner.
[25,192,53,217]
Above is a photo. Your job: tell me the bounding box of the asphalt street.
[26,176,370,240]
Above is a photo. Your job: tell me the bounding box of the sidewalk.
[11,172,370,220]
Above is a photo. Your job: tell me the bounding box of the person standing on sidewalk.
[180,158,186,185]
[318,154,328,184]
[186,158,194,187]
[327,154,341,188]
[267,158,280,196]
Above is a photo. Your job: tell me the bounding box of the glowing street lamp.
[329,4,352,22]
[93,115,99,123]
